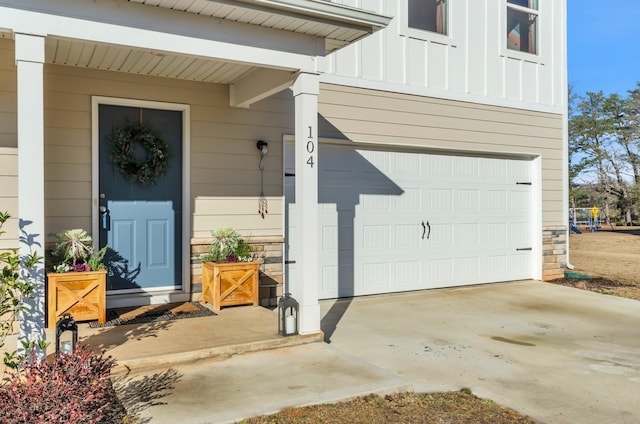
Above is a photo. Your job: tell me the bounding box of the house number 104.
[306,125,315,168]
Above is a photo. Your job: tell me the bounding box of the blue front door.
[98,105,182,292]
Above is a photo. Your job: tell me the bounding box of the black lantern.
[256,140,268,155]
[278,293,299,336]
[55,313,78,356]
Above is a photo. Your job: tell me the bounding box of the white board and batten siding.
[286,141,535,299]
[324,0,565,114]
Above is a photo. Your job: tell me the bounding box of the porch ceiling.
[45,37,257,84]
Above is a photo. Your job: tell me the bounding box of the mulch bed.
[548,277,640,301]
[241,391,535,424]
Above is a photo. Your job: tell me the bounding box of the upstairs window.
[408,0,448,35]
[507,0,538,54]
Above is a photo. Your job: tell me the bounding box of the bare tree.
[569,86,640,226]
[570,91,615,226]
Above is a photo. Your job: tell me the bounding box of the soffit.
[45,38,257,84]
[127,0,390,54]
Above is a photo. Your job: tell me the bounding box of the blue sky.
[568,0,640,97]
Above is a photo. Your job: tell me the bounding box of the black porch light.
[256,140,268,155]
[278,292,299,336]
[55,313,78,356]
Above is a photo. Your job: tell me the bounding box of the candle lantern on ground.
[55,313,78,356]
[278,293,299,336]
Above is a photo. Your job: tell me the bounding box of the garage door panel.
[395,224,422,248]
[321,264,355,298]
[318,186,354,205]
[321,265,338,293]
[428,258,455,284]
[508,160,532,180]
[285,142,534,299]
[361,262,391,289]
[362,224,391,249]
[429,188,454,211]
[458,257,481,280]
[509,190,531,213]
[395,187,421,210]
[361,193,391,210]
[455,156,480,177]
[321,225,338,250]
[483,158,509,179]
[395,260,422,286]
[509,253,531,276]
[509,224,532,247]
[456,189,480,210]
[429,223,454,246]
[427,155,454,177]
[487,190,508,210]
[456,223,480,246]
[487,222,508,244]
[360,150,391,173]
[487,255,509,278]
[394,151,422,175]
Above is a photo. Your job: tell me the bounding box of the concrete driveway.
[322,281,640,423]
[131,280,640,423]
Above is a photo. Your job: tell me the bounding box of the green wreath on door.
[108,124,171,187]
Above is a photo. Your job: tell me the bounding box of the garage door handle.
[422,221,431,240]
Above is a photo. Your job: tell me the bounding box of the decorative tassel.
[259,194,268,219]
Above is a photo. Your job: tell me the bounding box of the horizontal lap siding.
[44,64,289,238]
[0,40,16,149]
[0,147,18,249]
[0,41,18,248]
[318,83,564,226]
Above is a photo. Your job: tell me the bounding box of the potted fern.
[46,229,108,328]
[200,228,259,312]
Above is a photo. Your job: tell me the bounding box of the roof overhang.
[2,0,391,106]
[128,0,392,54]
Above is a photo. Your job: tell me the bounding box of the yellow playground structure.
[569,207,601,233]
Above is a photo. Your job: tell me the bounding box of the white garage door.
[285,143,534,299]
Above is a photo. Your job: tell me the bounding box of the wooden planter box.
[201,261,259,312]
[46,270,107,329]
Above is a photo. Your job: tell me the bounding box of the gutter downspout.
[561,0,574,271]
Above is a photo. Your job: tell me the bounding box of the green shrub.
[0,211,41,370]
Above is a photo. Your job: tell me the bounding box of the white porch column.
[15,33,46,350]
[292,72,320,334]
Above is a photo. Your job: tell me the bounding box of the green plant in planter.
[50,229,107,273]
[202,227,252,263]
[85,245,108,272]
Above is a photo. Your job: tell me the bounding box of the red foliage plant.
[0,344,116,424]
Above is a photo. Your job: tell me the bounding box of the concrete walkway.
[120,281,640,424]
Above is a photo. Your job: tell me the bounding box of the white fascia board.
[240,0,392,30]
[0,5,317,72]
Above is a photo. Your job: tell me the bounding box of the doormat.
[88,302,215,328]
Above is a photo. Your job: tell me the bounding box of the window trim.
[503,0,540,59]
[399,0,458,46]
